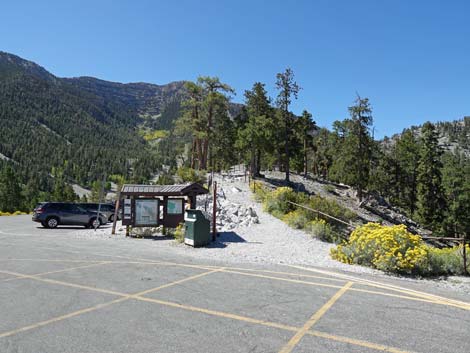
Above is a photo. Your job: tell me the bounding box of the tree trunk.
[285,111,290,183]
[357,187,363,202]
[303,137,308,177]
[201,139,209,170]
[190,139,196,169]
[250,147,256,177]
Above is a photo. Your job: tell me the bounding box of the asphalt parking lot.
[1,216,469,353]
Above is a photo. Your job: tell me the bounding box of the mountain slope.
[63,77,186,117]
[0,51,180,185]
[383,117,470,157]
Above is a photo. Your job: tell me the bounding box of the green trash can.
[184,209,211,247]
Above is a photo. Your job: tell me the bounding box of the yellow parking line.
[0,262,110,283]
[0,268,220,339]
[219,266,347,283]
[349,287,442,305]
[0,270,420,353]
[222,269,345,289]
[135,296,299,332]
[0,297,128,339]
[131,295,419,353]
[132,268,224,297]
[287,265,470,310]
[0,257,347,283]
[0,269,128,297]
[308,330,416,353]
[220,269,455,308]
[278,282,353,353]
[3,255,467,310]
[0,259,99,263]
[0,263,454,309]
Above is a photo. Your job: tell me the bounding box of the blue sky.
[1,0,469,137]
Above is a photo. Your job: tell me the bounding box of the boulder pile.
[197,195,259,232]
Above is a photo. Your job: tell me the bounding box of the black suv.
[77,203,118,222]
[32,202,107,229]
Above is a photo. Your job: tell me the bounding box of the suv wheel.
[89,218,101,229]
[46,217,59,229]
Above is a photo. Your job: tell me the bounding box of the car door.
[59,204,87,225]
[71,205,90,225]
[58,204,76,225]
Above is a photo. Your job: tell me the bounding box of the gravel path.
[73,174,374,273]
[72,173,470,295]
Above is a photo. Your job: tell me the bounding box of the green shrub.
[283,210,309,229]
[132,227,159,238]
[250,181,270,202]
[156,173,175,185]
[176,167,206,184]
[308,196,356,223]
[307,219,339,243]
[248,183,354,242]
[263,187,307,217]
[323,185,336,194]
[427,246,468,276]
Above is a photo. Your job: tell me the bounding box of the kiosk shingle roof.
[120,183,208,196]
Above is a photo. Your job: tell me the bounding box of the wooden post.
[189,194,196,209]
[212,181,217,241]
[111,195,120,235]
[95,174,106,231]
[126,225,130,237]
[463,236,468,276]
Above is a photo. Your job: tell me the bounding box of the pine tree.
[348,96,373,201]
[237,82,274,176]
[441,151,470,237]
[329,97,373,201]
[416,122,446,231]
[295,110,317,177]
[0,164,23,212]
[51,170,77,202]
[275,68,301,182]
[395,130,420,215]
[176,77,234,171]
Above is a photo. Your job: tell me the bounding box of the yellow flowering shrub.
[0,211,28,216]
[331,223,429,274]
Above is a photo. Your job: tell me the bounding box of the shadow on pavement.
[208,231,262,249]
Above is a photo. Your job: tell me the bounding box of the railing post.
[463,236,468,276]
[212,181,217,241]
[111,194,120,235]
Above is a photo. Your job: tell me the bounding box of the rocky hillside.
[383,117,470,157]
[63,77,186,117]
